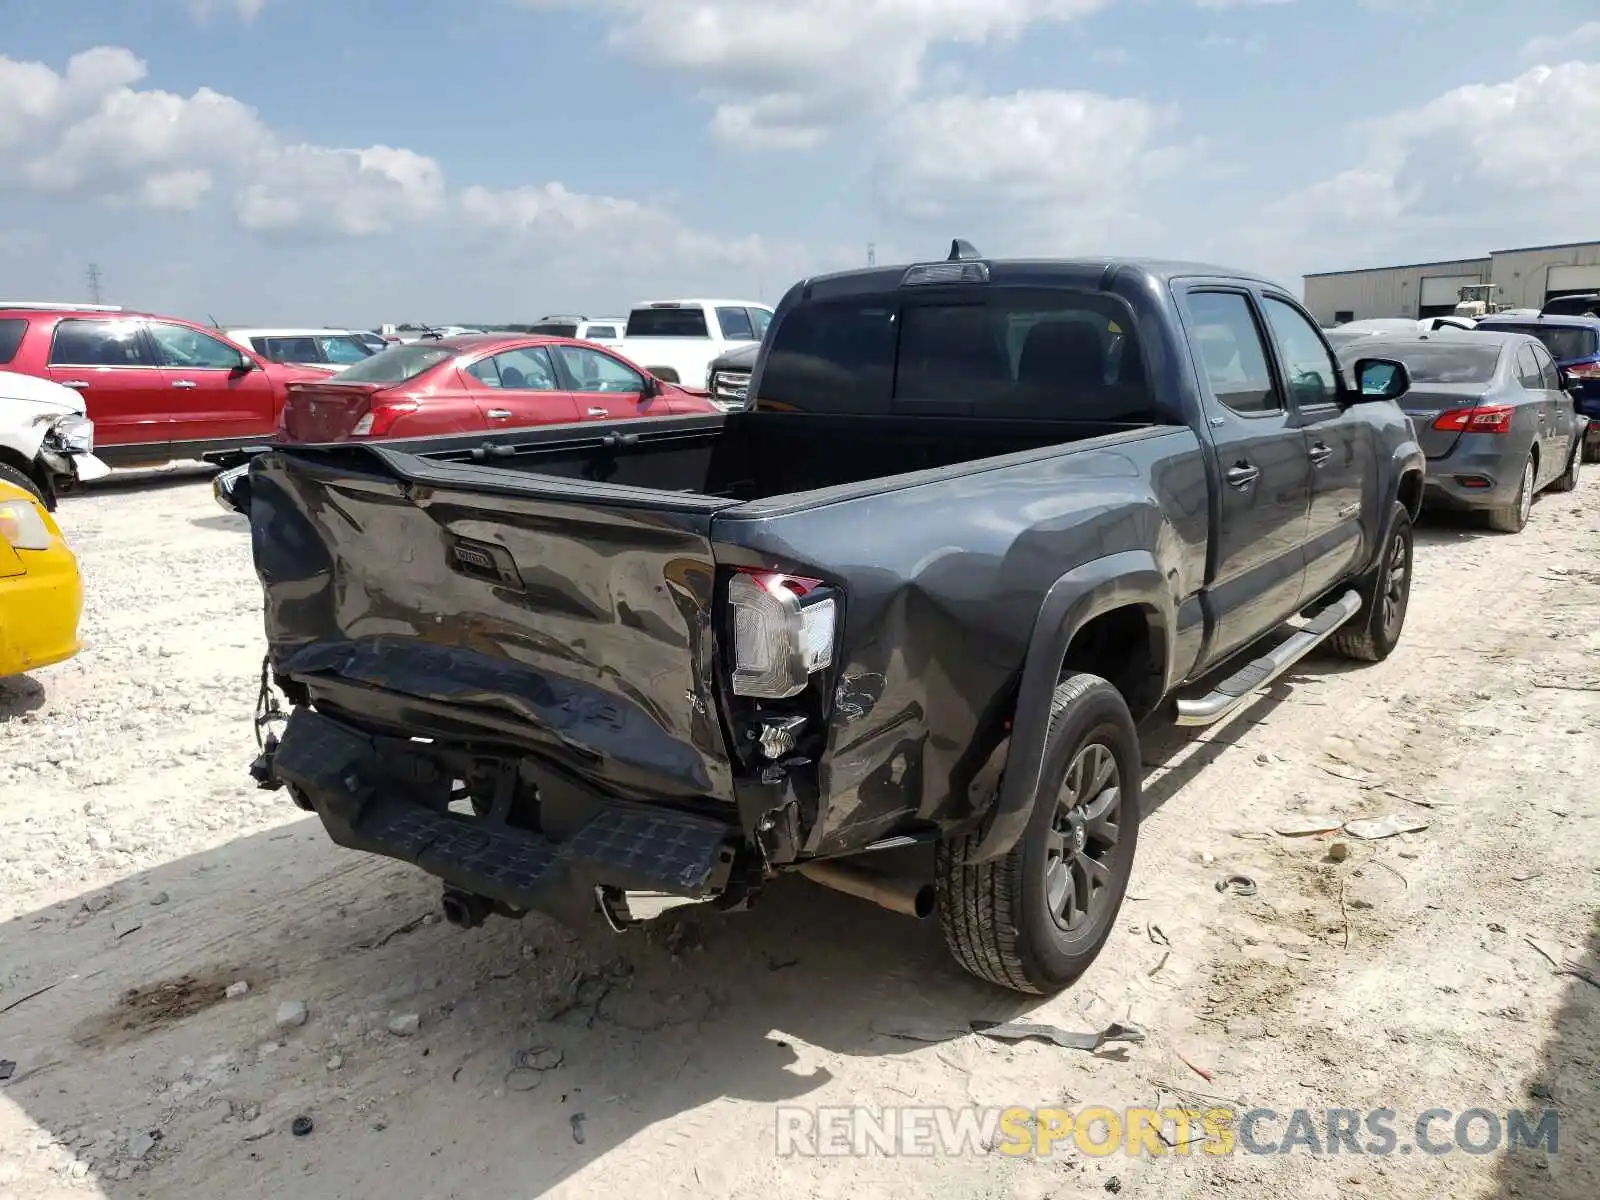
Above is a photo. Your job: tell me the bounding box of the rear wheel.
[1487,455,1535,533]
[1549,438,1583,493]
[1329,500,1413,662]
[936,672,1141,994]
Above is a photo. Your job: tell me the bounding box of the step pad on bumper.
[271,707,737,912]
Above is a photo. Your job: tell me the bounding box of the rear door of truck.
[252,445,744,803]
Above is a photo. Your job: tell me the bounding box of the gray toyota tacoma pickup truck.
[231,244,1426,994]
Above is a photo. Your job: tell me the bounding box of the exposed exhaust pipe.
[797,860,937,920]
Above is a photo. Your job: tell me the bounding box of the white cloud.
[0,45,808,316]
[1201,32,1267,53]
[523,0,1111,149]
[877,88,1195,252]
[1522,21,1600,61]
[186,0,269,20]
[1240,61,1600,276]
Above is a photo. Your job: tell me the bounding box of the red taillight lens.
[351,399,420,438]
[1433,404,1514,434]
[727,569,836,698]
[1565,361,1600,379]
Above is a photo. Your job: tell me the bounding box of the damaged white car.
[0,370,110,509]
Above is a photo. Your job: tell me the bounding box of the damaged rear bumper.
[265,706,741,922]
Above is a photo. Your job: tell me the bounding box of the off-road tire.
[1549,438,1582,493]
[0,462,48,509]
[936,672,1142,994]
[1329,500,1413,663]
[1487,455,1535,533]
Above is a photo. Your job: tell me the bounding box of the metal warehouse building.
[1303,240,1600,325]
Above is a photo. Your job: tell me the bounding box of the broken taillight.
[727,569,838,699]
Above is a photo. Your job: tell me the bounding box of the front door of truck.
[1260,293,1373,603]
[1179,287,1312,664]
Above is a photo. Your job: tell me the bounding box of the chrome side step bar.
[1175,589,1363,727]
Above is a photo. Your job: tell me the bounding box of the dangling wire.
[254,653,286,749]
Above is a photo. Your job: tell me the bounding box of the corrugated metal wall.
[1303,259,1489,324]
[1490,244,1600,307]
[1306,242,1600,322]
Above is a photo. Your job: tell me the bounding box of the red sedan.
[277,333,718,442]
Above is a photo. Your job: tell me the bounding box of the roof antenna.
[948,239,981,262]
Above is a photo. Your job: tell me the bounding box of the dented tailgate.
[249,447,743,803]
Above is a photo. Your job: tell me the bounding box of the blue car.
[1476,313,1600,461]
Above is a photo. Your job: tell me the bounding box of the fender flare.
[965,550,1174,864]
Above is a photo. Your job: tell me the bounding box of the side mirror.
[640,374,662,398]
[232,355,258,374]
[1558,367,1581,393]
[1351,358,1410,403]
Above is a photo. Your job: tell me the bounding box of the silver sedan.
[1337,331,1587,532]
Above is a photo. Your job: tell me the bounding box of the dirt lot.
[1,468,1596,1199]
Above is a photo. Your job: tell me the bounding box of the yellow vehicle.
[0,477,82,677]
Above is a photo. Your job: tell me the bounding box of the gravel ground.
[0,468,1596,1200]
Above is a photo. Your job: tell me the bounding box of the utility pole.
[85,263,103,304]
[867,243,876,267]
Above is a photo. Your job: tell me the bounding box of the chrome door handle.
[1308,442,1333,465]
[61,380,89,389]
[486,408,511,419]
[1226,463,1260,489]
[585,407,607,417]
[171,380,197,389]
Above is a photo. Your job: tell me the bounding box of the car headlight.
[47,413,95,454]
[0,497,52,551]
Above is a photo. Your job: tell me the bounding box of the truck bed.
[308,409,1164,505]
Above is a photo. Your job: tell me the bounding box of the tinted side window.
[478,346,559,390]
[146,322,247,369]
[1184,292,1279,414]
[749,308,772,338]
[1262,296,1339,409]
[550,345,643,393]
[1532,344,1561,391]
[49,319,155,366]
[583,325,617,340]
[0,318,27,364]
[261,336,321,364]
[1516,345,1543,389]
[716,306,756,340]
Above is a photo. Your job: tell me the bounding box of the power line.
[85,263,103,304]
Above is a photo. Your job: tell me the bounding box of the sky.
[1,0,1598,326]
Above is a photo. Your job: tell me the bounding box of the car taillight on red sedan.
[726,569,838,699]
[351,398,420,437]
[1432,404,1514,434]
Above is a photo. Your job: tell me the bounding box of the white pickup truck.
[610,299,772,389]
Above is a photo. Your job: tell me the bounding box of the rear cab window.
[758,289,1159,421]
[0,318,27,364]
[625,306,709,338]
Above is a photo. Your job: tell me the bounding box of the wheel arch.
[964,552,1173,864]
